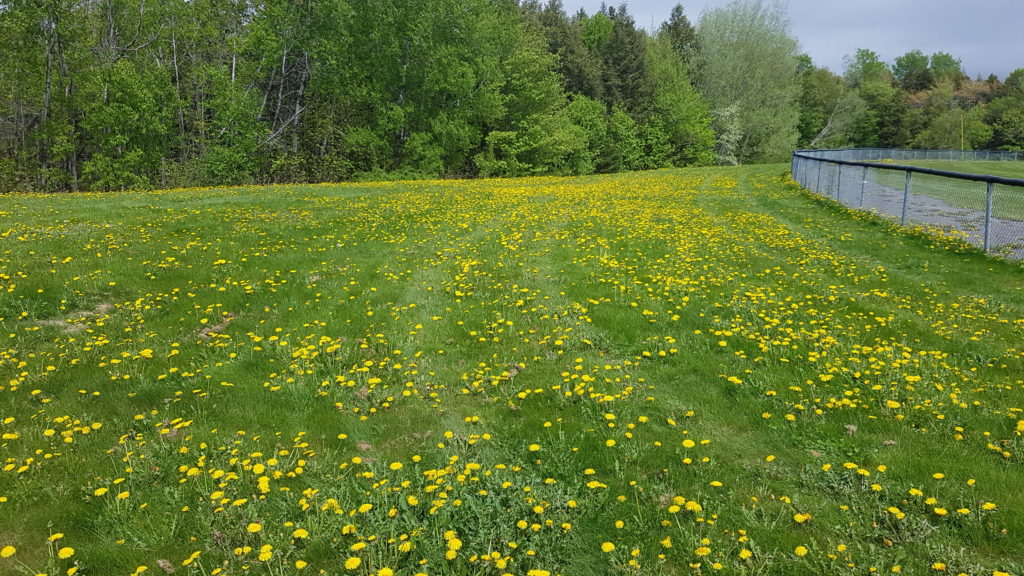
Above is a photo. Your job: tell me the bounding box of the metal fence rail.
[791,149,1024,260]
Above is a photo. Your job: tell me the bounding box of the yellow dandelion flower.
[1,545,15,558]
[258,545,273,561]
[57,547,75,559]
[344,557,361,570]
[247,522,263,533]
[601,542,615,553]
[794,546,808,557]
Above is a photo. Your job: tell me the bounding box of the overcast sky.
[560,0,1024,79]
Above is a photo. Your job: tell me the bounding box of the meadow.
[1,166,1023,576]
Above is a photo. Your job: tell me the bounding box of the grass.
[850,159,1024,221]
[0,166,1023,576]
[896,160,1024,180]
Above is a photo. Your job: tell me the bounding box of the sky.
[560,0,1024,79]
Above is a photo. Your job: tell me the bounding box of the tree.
[645,36,714,165]
[893,49,934,92]
[797,65,862,148]
[521,1,603,100]
[473,23,585,176]
[659,4,698,65]
[80,59,174,190]
[694,0,800,163]
[929,51,965,88]
[593,5,654,117]
[843,48,888,88]
[987,70,1024,150]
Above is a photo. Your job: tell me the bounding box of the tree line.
[0,0,1021,192]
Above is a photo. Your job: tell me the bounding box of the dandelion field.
[1,166,1023,576]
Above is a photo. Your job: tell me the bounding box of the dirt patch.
[36,301,115,333]
[198,312,236,339]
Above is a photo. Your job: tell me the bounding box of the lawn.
[897,160,1024,181]
[842,159,1024,221]
[1,166,1023,576]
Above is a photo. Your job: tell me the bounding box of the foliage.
[0,0,1021,190]
[694,0,801,163]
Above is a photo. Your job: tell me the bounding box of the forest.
[0,0,1022,192]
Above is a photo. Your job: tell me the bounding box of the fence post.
[859,166,867,208]
[983,182,994,252]
[836,164,843,202]
[816,162,822,194]
[901,171,912,225]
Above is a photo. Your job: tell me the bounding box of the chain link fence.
[791,149,1024,260]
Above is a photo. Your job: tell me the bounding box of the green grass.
[0,167,1023,575]
[897,160,1024,180]
[861,159,1024,221]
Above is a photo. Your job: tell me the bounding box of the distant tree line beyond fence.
[0,0,1021,192]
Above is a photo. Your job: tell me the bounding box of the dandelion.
[247,523,263,533]
[794,546,808,557]
[258,544,273,561]
[57,547,75,559]
[344,557,361,570]
[601,542,615,553]
[0,546,14,558]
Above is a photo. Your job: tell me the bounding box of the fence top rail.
[792,151,1024,187]
[795,147,1023,157]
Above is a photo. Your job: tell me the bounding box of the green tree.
[198,66,266,184]
[893,49,934,92]
[659,4,698,65]
[80,60,174,190]
[929,51,965,88]
[646,36,714,165]
[797,65,862,148]
[987,71,1024,150]
[520,1,603,101]
[695,0,800,163]
[474,24,585,176]
[843,48,888,88]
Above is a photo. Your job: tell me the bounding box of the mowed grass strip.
[0,166,1022,576]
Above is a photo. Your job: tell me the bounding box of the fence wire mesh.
[791,149,1024,260]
